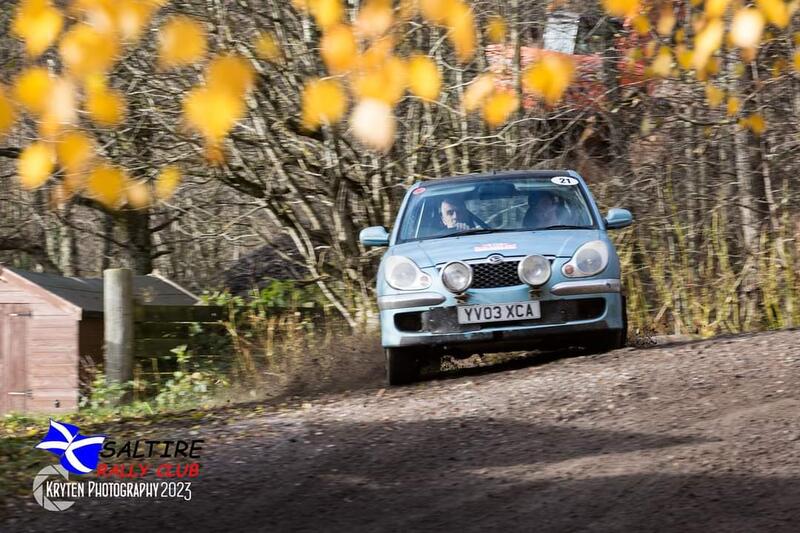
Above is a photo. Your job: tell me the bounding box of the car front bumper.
[379,279,624,354]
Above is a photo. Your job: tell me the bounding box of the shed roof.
[2,267,198,313]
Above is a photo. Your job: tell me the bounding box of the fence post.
[104,268,134,401]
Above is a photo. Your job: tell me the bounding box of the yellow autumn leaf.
[71,1,157,31]
[693,18,724,71]
[69,0,115,33]
[321,24,358,74]
[675,45,693,70]
[359,37,395,70]
[705,84,724,107]
[770,57,787,77]
[41,77,78,133]
[522,55,575,105]
[183,87,245,140]
[726,96,740,116]
[704,0,729,18]
[87,162,127,208]
[675,28,686,44]
[203,140,226,165]
[705,57,720,75]
[631,15,650,36]
[86,87,127,127]
[72,0,158,41]
[12,0,64,57]
[407,55,441,101]
[0,86,18,138]
[159,16,207,68]
[114,0,158,41]
[398,0,418,21]
[352,57,408,106]
[794,50,800,72]
[13,67,53,116]
[301,78,347,130]
[741,113,766,135]
[643,40,657,58]
[56,130,94,176]
[462,74,495,112]
[626,47,643,61]
[601,0,641,18]
[420,0,456,25]
[356,0,394,39]
[254,32,282,63]
[350,98,396,152]
[447,2,476,63]
[486,15,507,44]
[649,47,673,77]
[757,0,790,29]
[656,6,676,36]
[730,8,765,49]
[155,165,181,200]
[310,0,343,30]
[207,55,256,96]
[59,23,119,79]
[482,91,518,128]
[126,180,152,209]
[18,142,55,189]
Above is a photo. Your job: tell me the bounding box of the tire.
[385,347,421,386]
[584,295,628,354]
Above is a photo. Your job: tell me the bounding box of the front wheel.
[584,295,628,354]
[385,347,421,386]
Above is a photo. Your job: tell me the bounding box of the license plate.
[456,301,541,325]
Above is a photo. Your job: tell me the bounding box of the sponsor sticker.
[412,187,426,195]
[473,243,517,252]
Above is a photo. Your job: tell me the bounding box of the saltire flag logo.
[35,420,106,475]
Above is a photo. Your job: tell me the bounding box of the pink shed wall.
[0,271,80,414]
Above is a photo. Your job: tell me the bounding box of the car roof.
[414,170,578,188]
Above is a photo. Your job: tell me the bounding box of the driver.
[439,198,474,231]
[523,190,563,229]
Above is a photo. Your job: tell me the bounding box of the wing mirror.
[604,208,633,230]
[359,226,390,247]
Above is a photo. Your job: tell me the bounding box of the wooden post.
[104,268,134,399]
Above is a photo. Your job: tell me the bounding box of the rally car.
[360,170,633,385]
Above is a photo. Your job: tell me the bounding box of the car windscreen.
[396,176,596,243]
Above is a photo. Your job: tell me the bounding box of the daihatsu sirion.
[360,170,634,385]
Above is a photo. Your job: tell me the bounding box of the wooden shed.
[0,266,198,415]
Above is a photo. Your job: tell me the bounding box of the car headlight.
[441,261,472,293]
[384,256,432,290]
[518,255,551,286]
[563,240,609,278]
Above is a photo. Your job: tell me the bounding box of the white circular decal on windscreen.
[551,176,579,186]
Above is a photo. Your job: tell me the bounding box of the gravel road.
[5,329,800,532]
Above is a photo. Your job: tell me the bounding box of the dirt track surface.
[5,330,800,532]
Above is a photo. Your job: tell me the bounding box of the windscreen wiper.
[448,228,521,237]
[532,225,594,230]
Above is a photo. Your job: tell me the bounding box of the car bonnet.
[389,230,602,268]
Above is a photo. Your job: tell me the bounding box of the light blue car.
[360,170,633,385]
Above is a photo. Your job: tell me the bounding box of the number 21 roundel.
[551,176,578,186]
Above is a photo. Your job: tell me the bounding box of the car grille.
[471,261,522,289]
